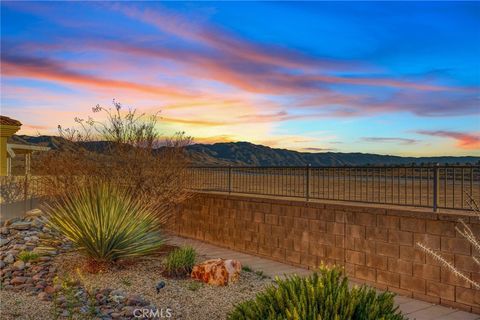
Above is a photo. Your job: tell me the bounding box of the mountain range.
[10,135,480,166]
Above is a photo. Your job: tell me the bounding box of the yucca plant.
[42,182,164,268]
[163,246,197,277]
[228,266,406,320]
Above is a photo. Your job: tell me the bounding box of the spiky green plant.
[17,251,40,262]
[228,266,406,320]
[163,246,197,277]
[42,182,164,263]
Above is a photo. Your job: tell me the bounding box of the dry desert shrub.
[36,100,193,223]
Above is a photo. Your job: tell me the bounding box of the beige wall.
[169,192,480,313]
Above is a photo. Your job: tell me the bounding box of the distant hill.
[186,141,480,166]
[10,135,480,166]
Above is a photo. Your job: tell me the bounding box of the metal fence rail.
[188,165,480,211]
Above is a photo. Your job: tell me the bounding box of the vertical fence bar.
[433,163,439,212]
[228,165,232,194]
[306,164,311,201]
[23,175,29,214]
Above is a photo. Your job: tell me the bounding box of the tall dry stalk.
[417,194,480,289]
[35,100,193,224]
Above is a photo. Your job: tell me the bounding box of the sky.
[1,1,479,156]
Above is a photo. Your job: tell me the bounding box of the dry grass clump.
[163,246,197,278]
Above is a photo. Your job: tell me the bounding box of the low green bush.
[43,182,164,265]
[163,246,196,277]
[18,251,40,262]
[228,266,407,320]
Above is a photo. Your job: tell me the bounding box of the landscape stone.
[0,238,10,246]
[126,294,147,306]
[13,260,25,270]
[10,221,32,230]
[44,286,56,294]
[11,276,27,285]
[25,209,42,218]
[191,258,242,286]
[4,254,14,264]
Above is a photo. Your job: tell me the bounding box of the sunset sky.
[1,1,479,156]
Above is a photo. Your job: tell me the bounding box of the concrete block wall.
[169,193,480,313]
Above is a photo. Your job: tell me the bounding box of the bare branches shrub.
[0,176,25,204]
[36,100,193,223]
[417,194,480,290]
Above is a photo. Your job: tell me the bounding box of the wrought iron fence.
[2,165,479,212]
[188,165,480,211]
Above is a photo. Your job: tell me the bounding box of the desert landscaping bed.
[53,252,272,320]
[0,211,272,320]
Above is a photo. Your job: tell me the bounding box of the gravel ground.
[52,252,273,320]
[0,290,53,320]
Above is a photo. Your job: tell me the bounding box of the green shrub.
[163,246,196,277]
[242,265,253,273]
[228,266,407,320]
[186,281,203,291]
[42,182,164,264]
[18,251,40,262]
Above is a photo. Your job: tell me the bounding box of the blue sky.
[1,1,479,155]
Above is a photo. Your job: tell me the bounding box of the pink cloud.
[2,55,195,99]
[416,130,480,150]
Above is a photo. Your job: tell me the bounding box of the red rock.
[191,259,241,286]
[11,276,27,285]
[32,273,45,281]
[44,286,56,294]
[38,292,51,301]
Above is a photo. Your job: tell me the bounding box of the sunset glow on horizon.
[1,1,479,156]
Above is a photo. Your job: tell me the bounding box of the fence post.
[433,163,439,212]
[228,165,232,194]
[306,164,311,201]
[23,175,29,214]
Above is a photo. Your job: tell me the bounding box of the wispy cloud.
[361,137,420,144]
[303,147,336,152]
[415,130,480,150]
[2,54,195,98]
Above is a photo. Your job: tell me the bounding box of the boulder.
[191,258,241,286]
